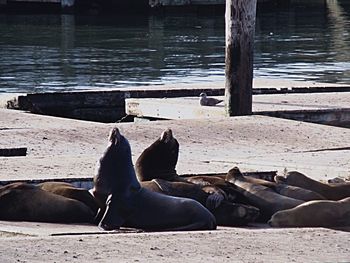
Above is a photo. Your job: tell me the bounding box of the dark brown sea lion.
[275,171,350,200]
[0,182,94,223]
[185,175,227,186]
[273,183,326,201]
[184,175,239,201]
[133,129,259,226]
[92,127,216,231]
[135,128,179,182]
[38,181,102,222]
[268,197,350,228]
[239,175,326,201]
[144,178,260,226]
[226,167,304,220]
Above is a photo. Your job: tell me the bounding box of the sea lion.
[146,178,260,226]
[184,175,238,201]
[0,182,94,223]
[134,129,260,225]
[238,175,325,201]
[226,167,304,220]
[268,197,350,228]
[93,127,216,231]
[38,181,102,222]
[273,183,326,201]
[185,175,227,186]
[275,171,350,200]
[135,128,179,182]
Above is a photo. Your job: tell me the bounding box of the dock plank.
[125,92,350,127]
[4,78,350,122]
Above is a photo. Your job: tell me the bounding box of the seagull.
[199,92,223,106]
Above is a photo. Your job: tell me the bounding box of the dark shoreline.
[0,1,298,16]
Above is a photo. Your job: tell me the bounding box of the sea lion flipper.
[205,192,224,210]
[152,179,173,194]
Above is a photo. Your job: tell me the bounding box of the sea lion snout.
[160,128,173,144]
[108,127,121,144]
[225,167,243,183]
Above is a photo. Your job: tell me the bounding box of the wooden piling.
[225,0,257,116]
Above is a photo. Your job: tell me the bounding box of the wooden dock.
[1,105,350,261]
[1,106,349,181]
[125,91,350,128]
[4,78,350,123]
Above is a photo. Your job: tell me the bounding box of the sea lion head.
[108,127,121,145]
[275,171,308,185]
[268,210,290,227]
[225,167,243,183]
[135,128,179,182]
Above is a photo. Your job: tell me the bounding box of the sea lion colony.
[0,127,349,229]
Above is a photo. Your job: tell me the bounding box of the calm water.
[0,1,350,93]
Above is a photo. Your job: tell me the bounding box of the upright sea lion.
[275,171,350,200]
[38,181,102,222]
[268,197,350,228]
[135,128,179,182]
[134,129,259,225]
[0,182,94,223]
[93,127,216,231]
[226,167,304,220]
[134,129,237,204]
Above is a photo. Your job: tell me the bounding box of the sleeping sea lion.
[92,127,216,231]
[268,197,350,228]
[238,175,325,201]
[226,167,304,220]
[275,171,350,200]
[145,178,260,226]
[38,181,102,223]
[273,183,326,201]
[0,182,94,223]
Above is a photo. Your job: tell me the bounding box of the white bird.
[199,92,223,106]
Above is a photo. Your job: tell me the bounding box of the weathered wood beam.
[225,0,257,116]
[0,147,27,157]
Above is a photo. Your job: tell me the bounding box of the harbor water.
[0,0,349,93]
